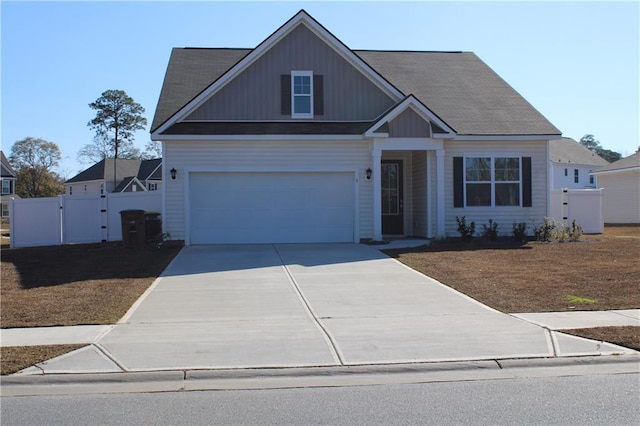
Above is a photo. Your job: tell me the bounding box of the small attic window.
[291,71,313,118]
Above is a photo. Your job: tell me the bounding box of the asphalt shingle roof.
[66,158,142,183]
[592,152,640,174]
[151,46,561,136]
[549,137,608,166]
[1,151,17,178]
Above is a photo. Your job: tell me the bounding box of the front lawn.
[383,226,640,313]
[1,242,181,328]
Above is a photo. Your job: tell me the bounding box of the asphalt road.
[2,373,638,425]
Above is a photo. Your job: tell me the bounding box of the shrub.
[534,218,583,243]
[456,216,475,242]
[534,217,557,242]
[481,219,499,242]
[512,222,527,241]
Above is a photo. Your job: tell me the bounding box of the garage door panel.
[189,172,355,244]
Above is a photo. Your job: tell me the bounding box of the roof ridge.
[355,49,466,54]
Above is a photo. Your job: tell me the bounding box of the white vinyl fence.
[10,192,161,248]
[550,188,604,234]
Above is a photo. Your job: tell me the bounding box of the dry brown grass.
[1,345,85,375]
[1,242,181,328]
[384,226,640,313]
[564,326,640,352]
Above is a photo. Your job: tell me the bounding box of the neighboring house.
[591,152,640,224]
[65,158,162,195]
[549,137,608,189]
[1,151,20,218]
[151,10,561,244]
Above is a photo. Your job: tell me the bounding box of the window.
[2,180,10,195]
[465,156,520,207]
[148,183,158,191]
[1,203,8,218]
[100,183,104,194]
[574,169,579,183]
[564,168,568,177]
[291,71,313,118]
[69,186,73,195]
[590,175,595,185]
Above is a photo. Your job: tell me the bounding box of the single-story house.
[151,10,561,245]
[591,152,640,224]
[1,151,20,218]
[549,137,608,189]
[65,158,162,195]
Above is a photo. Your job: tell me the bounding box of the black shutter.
[281,74,291,115]
[453,157,464,208]
[313,75,324,116]
[522,157,532,207]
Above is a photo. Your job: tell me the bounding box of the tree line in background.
[578,134,622,163]
[8,89,159,198]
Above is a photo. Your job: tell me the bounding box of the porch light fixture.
[170,168,177,180]
[366,168,372,180]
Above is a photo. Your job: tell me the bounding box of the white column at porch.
[372,149,382,241]
[436,149,445,237]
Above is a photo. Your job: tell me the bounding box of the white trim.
[116,177,147,193]
[591,166,640,176]
[183,167,360,245]
[364,95,456,138]
[463,155,523,208]
[161,143,167,236]
[454,135,561,141]
[153,10,403,136]
[153,134,366,141]
[426,151,433,238]
[291,70,314,119]
[435,149,445,237]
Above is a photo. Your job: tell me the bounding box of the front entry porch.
[372,139,445,241]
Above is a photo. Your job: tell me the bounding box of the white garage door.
[189,172,355,244]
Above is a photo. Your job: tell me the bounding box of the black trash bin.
[144,212,162,241]
[120,210,146,247]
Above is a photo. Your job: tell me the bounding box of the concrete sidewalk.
[1,244,638,376]
[2,310,637,347]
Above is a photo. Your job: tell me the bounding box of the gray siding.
[186,24,395,122]
[389,108,431,138]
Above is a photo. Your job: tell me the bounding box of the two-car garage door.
[189,172,355,244]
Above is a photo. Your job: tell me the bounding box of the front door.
[381,160,404,235]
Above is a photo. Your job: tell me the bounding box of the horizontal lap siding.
[600,171,640,223]
[444,141,548,237]
[164,140,373,241]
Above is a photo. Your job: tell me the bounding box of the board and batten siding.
[185,24,395,122]
[388,109,431,138]
[163,139,374,241]
[443,140,548,237]
[599,170,640,223]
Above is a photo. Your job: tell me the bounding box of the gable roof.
[152,10,561,138]
[1,151,17,178]
[66,158,142,183]
[137,158,162,181]
[549,137,609,167]
[152,10,403,135]
[364,95,456,138]
[591,152,640,175]
[113,176,147,193]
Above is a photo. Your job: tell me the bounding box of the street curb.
[2,354,638,397]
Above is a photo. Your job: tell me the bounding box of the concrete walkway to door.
[15,244,635,374]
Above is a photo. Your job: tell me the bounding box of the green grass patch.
[566,294,598,305]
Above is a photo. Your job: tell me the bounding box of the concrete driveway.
[30,244,622,374]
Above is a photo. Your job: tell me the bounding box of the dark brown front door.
[381,160,403,235]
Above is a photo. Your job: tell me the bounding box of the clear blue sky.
[2,1,638,177]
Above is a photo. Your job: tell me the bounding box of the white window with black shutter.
[281,72,324,118]
[453,155,532,208]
